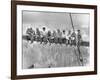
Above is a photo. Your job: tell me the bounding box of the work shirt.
[71,32,76,40]
[41,30,48,37]
[66,32,71,40]
[56,32,62,38]
[62,32,67,38]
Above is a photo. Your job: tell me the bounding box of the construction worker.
[52,30,57,38]
[51,30,56,44]
[62,30,66,44]
[35,28,41,43]
[47,30,52,45]
[77,30,82,46]
[71,31,76,46]
[47,30,51,38]
[26,27,35,43]
[30,30,35,43]
[67,30,72,45]
[26,27,34,37]
[41,27,48,44]
[57,29,62,44]
[36,28,40,37]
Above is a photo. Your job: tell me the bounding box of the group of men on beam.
[24,26,82,46]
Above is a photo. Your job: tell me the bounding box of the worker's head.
[77,30,80,33]
[63,30,65,34]
[43,27,46,31]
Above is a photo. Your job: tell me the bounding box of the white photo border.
[17,5,94,76]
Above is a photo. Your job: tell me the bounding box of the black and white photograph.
[11,1,97,79]
[22,11,90,69]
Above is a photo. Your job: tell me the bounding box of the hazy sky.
[22,11,90,41]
